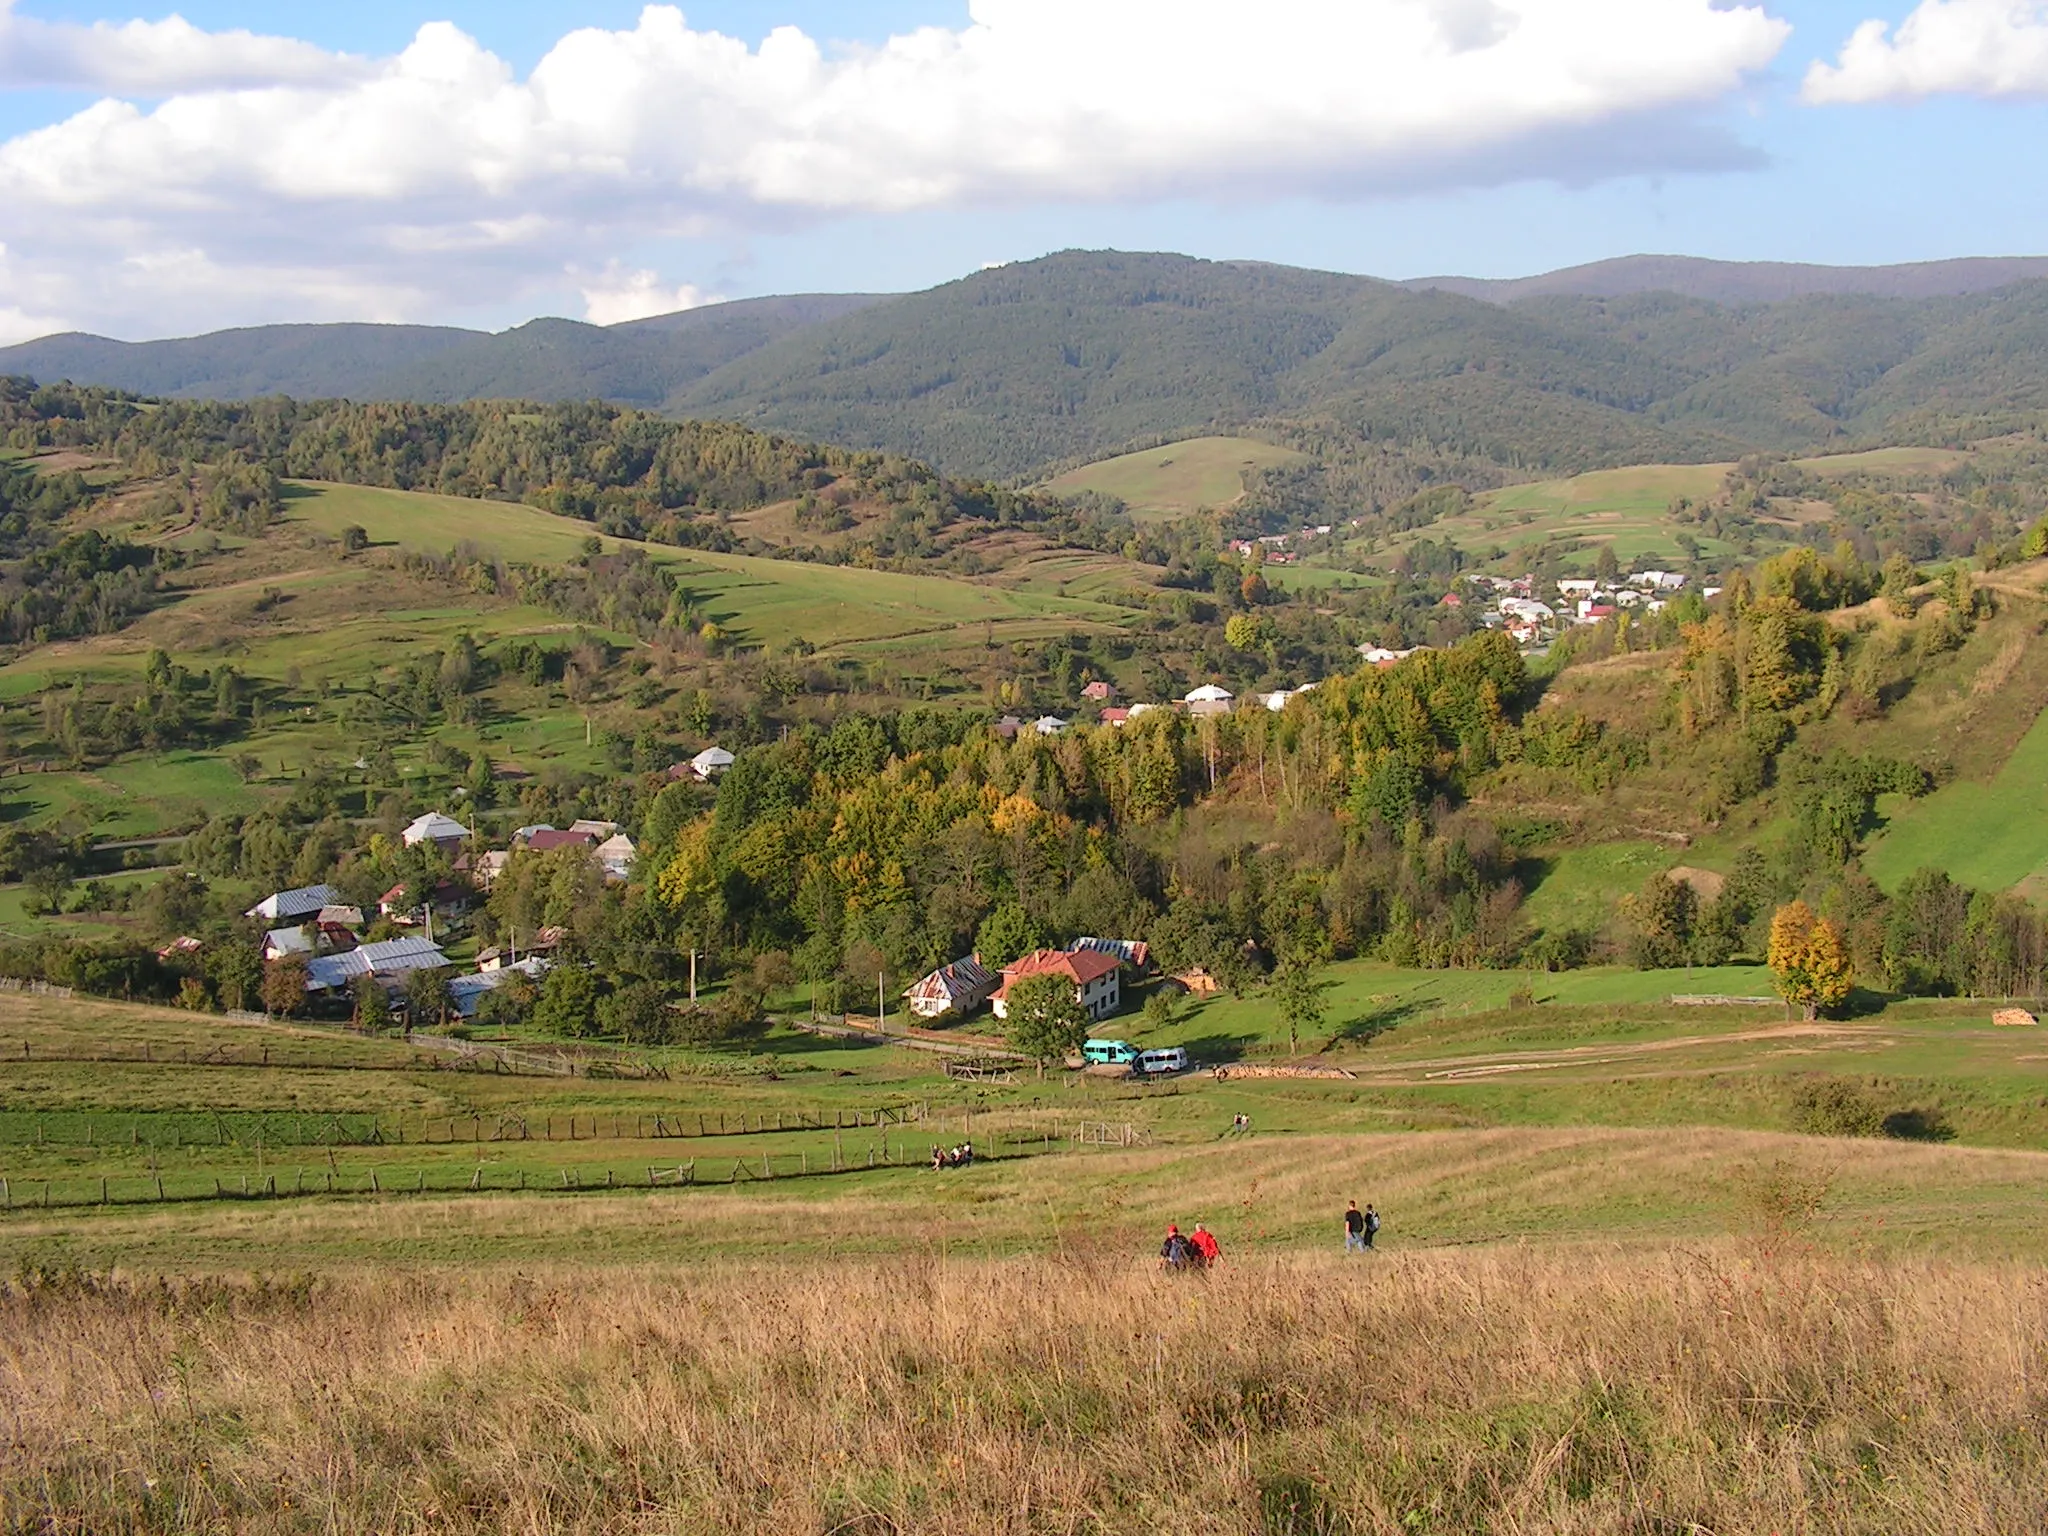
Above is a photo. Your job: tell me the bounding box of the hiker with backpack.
[1189,1223,1221,1268]
[1364,1204,1380,1249]
[1158,1224,1198,1271]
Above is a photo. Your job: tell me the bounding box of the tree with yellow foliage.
[1768,901,1854,1020]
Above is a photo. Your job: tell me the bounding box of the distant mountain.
[672,251,2048,479]
[0,323,476,401]
[0,293,892,409]
[1403,254,2048,307]
[13,252,2048,483]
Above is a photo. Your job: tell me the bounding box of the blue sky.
[0,1,2044,340]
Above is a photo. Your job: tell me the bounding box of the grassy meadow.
[1040,435,1309,518]
[1864,703,2048,894]
[285,481,1128,655]
[9,1246,2045,1534]
[7,976,2048,1528]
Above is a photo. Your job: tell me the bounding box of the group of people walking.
[1344,1199,1380,1251]
[1157,1201,1380,1270]
[1157,1222,1222,1270]
[930,1142,973,1170]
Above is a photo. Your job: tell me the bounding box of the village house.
[402,812,471,853]
[304,936,450,994]
[596,833,637,882]
[464,849,511,889]
[903,955,999,1020]
[448,956,552,1018]
[522,827,599,854]
[1098,706,1132,727]
[1358,645,1426,668]
[263,919,359,963]
[1183,684,1234,718]
[477,927,566,971]
[687,747,735,782]
[1071,937,1150,973]
[1034,715,1068,736]
[245,883,343,923]
[1081,680,1117,703]
[991,947,1123,1022]
[993,716,1024,741]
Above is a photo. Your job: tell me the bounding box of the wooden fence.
[0,1129,1019,1212]
[0,1102,931,1150]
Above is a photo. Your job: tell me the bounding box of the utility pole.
[878,970,886,1031]
[688,947,698,1003]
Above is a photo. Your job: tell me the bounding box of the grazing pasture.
[1040,435,1309,518]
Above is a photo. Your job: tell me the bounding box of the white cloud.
[0,1,1793,340]
[1805,1,2048,103]
[578,264,719,325]
[0,0,355,93]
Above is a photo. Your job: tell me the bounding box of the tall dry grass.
[1,1243,2044,1535]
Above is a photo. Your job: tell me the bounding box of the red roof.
[996,947,1122,997]
[527,829,598,852]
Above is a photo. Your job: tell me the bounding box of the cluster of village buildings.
[186,571,1709,1030]
[902,936,1212,1029]
[209,809,640,1019]
[994,679,1314,741]
[1223,526,1335,567]
[1455,570,1705,647]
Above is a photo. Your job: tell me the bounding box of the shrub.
[1790,1078,1886,1138]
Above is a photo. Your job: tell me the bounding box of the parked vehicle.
[1137,1046,1188,1075]
[1082,1039,1138,1065]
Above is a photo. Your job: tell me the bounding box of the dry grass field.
[4,1245,2043,1534]
[7,1002,2048,1531]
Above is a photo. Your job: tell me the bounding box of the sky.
[2,0,2048,342]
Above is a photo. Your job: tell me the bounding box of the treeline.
[1,387,1125,561]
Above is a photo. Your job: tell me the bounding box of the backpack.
[1366,1211,1380,1235]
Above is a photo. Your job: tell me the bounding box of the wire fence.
[0,1102,933,1150]
[0,1133,1040,1212]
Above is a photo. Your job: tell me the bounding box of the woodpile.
[1992,1008,2039,1027]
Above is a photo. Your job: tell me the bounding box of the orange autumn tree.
[1767,901,1854,1020]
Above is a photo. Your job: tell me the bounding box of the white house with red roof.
[991,946,1123,1021]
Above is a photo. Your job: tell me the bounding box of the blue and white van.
[1137,1046,1188,1075]
[1081,1039,1138,1066]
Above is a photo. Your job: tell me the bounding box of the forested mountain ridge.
[0,294,893,413]
[15,252,2048,484]
[1405,253,2048,306]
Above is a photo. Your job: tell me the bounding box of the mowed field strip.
[1864,702,2048,894]
[286,482,1132,653]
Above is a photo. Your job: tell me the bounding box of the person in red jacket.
[1189,1222,1221,1268]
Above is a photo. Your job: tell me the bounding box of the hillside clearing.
[1039,436,1309,518]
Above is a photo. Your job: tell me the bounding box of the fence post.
[100,1178,107,1205]
[155,1176,164,1201]
[3,1177,10,1208]
[370,1171,380,1194]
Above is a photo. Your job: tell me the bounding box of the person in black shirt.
[1344,1200,1367,1254]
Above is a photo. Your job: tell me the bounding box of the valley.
[9,255,2048,1534]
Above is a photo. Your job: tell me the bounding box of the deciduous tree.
[1003,972,1090,1067]
[1769,901,1854,1020]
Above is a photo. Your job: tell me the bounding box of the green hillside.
[1863,706,2048,895]
[18,253,2048,487]
[286,482,1125,654]
[1039,436,1309,516]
